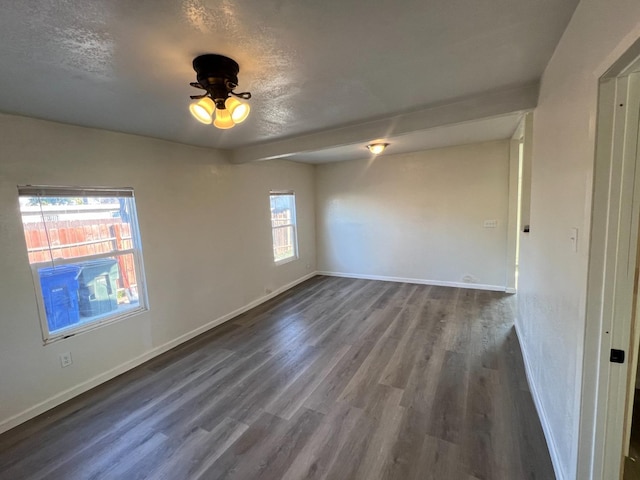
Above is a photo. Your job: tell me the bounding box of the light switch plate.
[483,220,498,228]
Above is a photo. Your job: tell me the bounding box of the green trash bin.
[77,258,119,317]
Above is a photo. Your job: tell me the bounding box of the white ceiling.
[0,0,579,161]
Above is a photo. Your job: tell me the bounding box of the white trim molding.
[579,42,640,480]
[515,322,566,480]
[317,271,507,292]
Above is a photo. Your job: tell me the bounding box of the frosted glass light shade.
[225,97,250,124]
[213,108,235,129]
[367,143,389,155]
[189,97,215,124]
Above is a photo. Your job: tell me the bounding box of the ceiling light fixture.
[367,143,389,155]
[188,54,251,129]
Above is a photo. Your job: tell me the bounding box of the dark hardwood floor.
[0,276,555,479]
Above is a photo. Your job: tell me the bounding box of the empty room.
[2,1,640,479]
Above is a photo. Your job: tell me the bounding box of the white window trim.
[18,186,149,344]
[270,190,299,265]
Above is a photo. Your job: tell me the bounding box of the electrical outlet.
[59,352,73,368]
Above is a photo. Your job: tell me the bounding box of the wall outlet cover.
[59,352,73,368]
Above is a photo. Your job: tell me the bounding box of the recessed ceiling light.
[367,143,389,155]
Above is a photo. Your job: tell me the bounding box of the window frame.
[18,185,149,344]
[269,190,299,265]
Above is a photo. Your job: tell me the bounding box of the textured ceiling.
[0,0,579,156]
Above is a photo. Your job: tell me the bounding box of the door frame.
[578,39,640,480]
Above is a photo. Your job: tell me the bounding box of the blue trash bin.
[38,265,81,332]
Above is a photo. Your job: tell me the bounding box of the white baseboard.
[514,322,565,480]
[317,271,507,292]
[0,272,318,435]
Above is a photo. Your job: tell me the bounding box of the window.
[18,186,148,343]
[270,191,298,263]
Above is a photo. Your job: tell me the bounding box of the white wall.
[315,140,511,290]
[0,113,316,432]
[515,2,640,479]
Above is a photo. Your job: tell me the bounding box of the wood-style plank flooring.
[0,276,555,479]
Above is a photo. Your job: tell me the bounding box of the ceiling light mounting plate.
[189,54,251,109]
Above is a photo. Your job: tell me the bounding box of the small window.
[18,186,148,343]
[270,191,298,264]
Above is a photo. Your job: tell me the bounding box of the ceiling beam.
[230,83,539,164]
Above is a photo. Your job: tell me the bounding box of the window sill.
[43,305,147,345]
[275,256,298,266]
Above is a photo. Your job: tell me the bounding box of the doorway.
[506,112,532,293]
[579,39,640,480]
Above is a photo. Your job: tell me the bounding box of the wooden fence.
[23,220,137,290]
[271,211,295,260]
